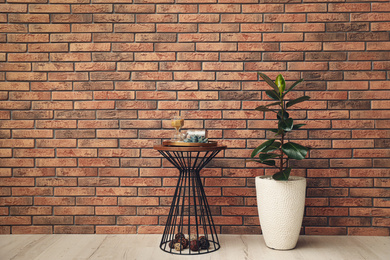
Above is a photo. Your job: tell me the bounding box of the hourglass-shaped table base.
[153,145,226,255]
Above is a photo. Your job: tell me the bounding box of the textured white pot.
[255,175,306,250]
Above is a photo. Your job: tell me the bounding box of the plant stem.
[279,99,284,173]
[280,132,284,173]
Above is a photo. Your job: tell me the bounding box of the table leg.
[158,150,221,255]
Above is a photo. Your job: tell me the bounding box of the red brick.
[328,3,370,12]
[0,24,27,33]
[114,4,155,13]
[56,168,97,177]
[95,226,136,234]
[75,101,115,110]
[199,24,239,33]
[116,216,159,227]
[348,227,389,236]
[95,206,136,216]
[178,33,218,43]
[54,226,94,234]
[29,4,70,13]
[177,52,219,61]
[0,197,32,206]
[221,14,261,23]
[79,158,119,167]
[197,43,237,52]
[32,62,73,71]
[14,149,54,158]
[305,227,346,235]
[281,42,322,51]
[51,33,92,42]
[306,207,348,217]
[36,159,77,167]
[9,14,49,23]
[78,177,118,187]
[114,24,155,33]
[36,120,77,129]
[78,120,118,129]
[74,216,115,225]
[10,206,52,216]
[29,24,70,33]
[51,53,91,62]
[118,62,158,71]
[12,226,52,234]
[34,216,72,225]
[72,23,112,33]
[0,159,34,168]
[0,217,31,225]
[34,197,74,206]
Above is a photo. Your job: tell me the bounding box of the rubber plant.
[251,73,310,181]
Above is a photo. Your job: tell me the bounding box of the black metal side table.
[153,144,227,255]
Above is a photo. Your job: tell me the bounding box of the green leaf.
[272,167,291,180]
[266,90,281,101]
[251,159,276,167]
[262,141,281,152]
[286,96,311,108]
[262,160,276,166]
[282,142,308,160]
[279,118,294,132]
[251,139,275,158]
[275,74,286,95]
[277,110,289,120]
[258,72,279,93]
[255,105,271,112]
[259,153,279,161]
[269,129,279,133]
[266,101,281,107]
[283,78,304,97]
[292,124,305,130]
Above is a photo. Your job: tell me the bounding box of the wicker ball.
[174,243,183,251]
[169,239,178,249]
[199,236,209,250]
[190,240,200,251]
[178,238,188,249]
[175,232,185,240]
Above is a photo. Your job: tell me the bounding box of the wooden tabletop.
[153,145,227,152]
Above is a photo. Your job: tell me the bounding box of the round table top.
[153,145,227,152]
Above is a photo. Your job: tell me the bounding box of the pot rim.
[255,175,306,182]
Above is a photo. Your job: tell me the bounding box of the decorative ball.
[199,236,209,250]
[174,243,183,251]
[190,240,200,251]
[169,239,178,249]
[175,232,185,240]
[183,238,189,249]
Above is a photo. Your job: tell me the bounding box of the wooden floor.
[0,234,389,260]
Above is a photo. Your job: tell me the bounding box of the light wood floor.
[0,234,389,260]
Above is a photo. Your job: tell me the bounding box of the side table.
[153,145,227,255]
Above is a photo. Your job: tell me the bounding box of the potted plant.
[251,72,310,250]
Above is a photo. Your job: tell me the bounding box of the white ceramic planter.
[255,175,306,250]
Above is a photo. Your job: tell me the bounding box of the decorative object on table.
[163,140,217,147]
[164,128,214,147]
[175,232,185,240]
[189,240,200,251]
[186,129,207,139]
[154,145,227,255]
[174,243,183,251]
[171,116,185,141]
[251,72,310,250]
[184,134,208,143]
[198,236,210,250]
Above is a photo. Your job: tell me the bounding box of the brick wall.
[1,0,389,235]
